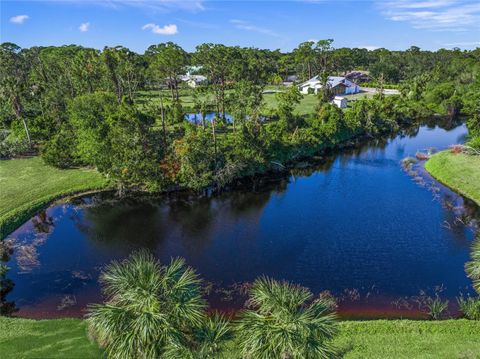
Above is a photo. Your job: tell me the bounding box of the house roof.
[180,74,207,83]
[299,76,356,89]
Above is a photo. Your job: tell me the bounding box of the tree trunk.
[174,78,179,102]
[159,91,167,148]
[13,96,31,146]
[220,79,226,120]
[170,77,176,102]
[212,117,218,166]
[21,118,32,146]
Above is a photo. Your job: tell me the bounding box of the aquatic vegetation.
[466,237,480,294]
[14,236,47,273]
[457,296,480,320]
[400,156,417,170]
[57,295,77,311]
[426,296,449,320]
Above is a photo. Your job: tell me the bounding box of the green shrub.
[0,132,30,159]
[427,296,449,320]
[41,126,78,168]
[467,136,480,150]
[458,296,480,320]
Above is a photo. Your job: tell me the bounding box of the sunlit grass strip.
[0,157,109,239]
[425,151,480,206]
[1,317,480,358]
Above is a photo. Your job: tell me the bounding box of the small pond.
[185,112,233,124]
[3,120,479,319]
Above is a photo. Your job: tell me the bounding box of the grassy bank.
[425,151,480,206]
[0,157,108,239]
[336,320,480,358]
[1,317,479,358]
[0,317,101,359]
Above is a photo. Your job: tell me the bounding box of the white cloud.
[10,15,29,24]
[379,0,480,31]
[142,23,178,35]
[79,22,90,32]
[230,19,280,37]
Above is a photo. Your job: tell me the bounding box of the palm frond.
[86,251,209,358]
[236,276,338,359]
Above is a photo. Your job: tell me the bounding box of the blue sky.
[1,0,479,53]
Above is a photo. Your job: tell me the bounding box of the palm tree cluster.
[87,251,338,358]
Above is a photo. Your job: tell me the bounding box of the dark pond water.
[3,121,479,319]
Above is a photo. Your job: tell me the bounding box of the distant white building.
[333,96,348,109]
[298,76,361,95]
[180,73,207,88]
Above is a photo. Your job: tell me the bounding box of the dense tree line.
[1,41,479,192]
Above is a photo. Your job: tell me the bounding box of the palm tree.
[86,250,217,358]
[164,313,232,359]
[236,276,338,359]
[466,236,480,294]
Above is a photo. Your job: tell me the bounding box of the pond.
[3,121,479,319]
[185,112,233,124]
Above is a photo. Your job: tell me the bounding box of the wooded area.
[1,41,479,191]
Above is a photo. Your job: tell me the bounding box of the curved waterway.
[3,121,479,319]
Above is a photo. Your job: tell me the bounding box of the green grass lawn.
[336,320,480,358]
[1,317,479,358]
[425,151,480,206]
[0,317,101,359]
[0,157,109,239]
[136,88,376,118]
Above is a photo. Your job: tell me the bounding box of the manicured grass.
[337,320,480,358]
[425,151,480,206]
[0,317,101,359]
[136,88,375,118]
[0,157,109,239]
[1,317,479,358]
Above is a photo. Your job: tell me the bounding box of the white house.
[180,73,207,88]
[298,76,360,95]
[333,96,348,109]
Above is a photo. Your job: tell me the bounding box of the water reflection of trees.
[32,211,54,234]
[78,198,164,250]
[422,117,463,131]
[0,240,17,315]
[78,186,277,257]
